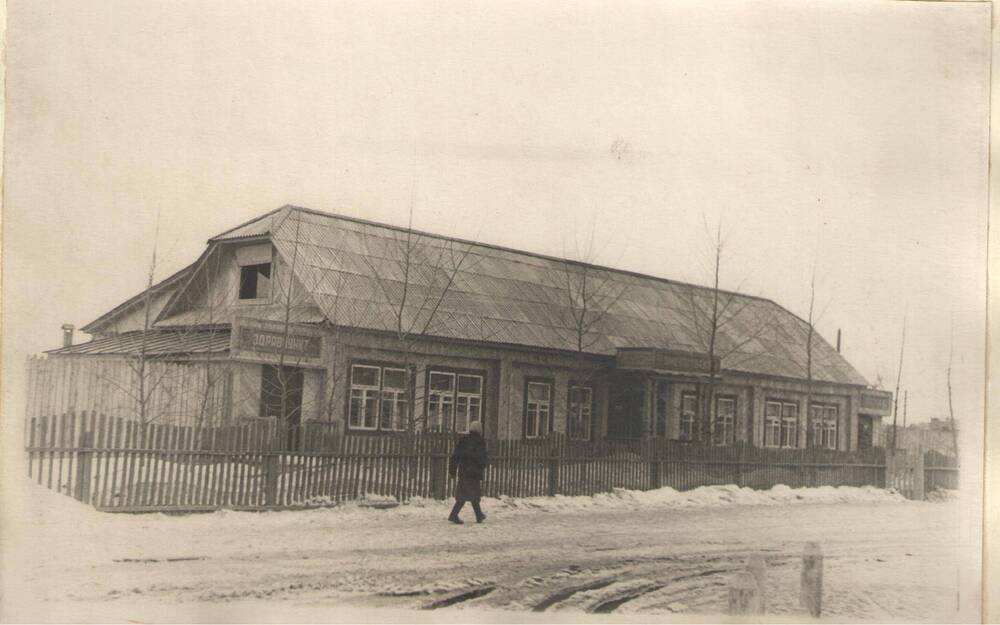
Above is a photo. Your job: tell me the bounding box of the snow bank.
[13,479,908,537]
[480,483,906,515]
[925,488,958,503]
[286,483,908,524]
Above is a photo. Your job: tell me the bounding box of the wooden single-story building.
[48,205,892,450]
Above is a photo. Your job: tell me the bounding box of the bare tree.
[550,233,628,440]
[358,205,475,433]
[890,316,906,453]
[193,248,231,426]
[98,214,188,424]
[799,266,839,449]
[804,268,817,448]
[674,220,776,445]
[946,322,959,463]
[251,211,343,446]
[135,229,160,423]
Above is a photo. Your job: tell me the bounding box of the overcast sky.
[3,0,990,428]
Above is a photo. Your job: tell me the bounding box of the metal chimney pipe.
[61,323,75,348]
[836,329,841,353]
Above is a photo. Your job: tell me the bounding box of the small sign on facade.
[860,389,893,414]
[231,317,325,368]
[616,347,717,375]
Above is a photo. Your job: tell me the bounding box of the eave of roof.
[47,329,231,356]
[80,263,197,334]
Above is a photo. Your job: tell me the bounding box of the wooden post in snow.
[74,430,94,503]
[747,553,767,614]
[547,454,560,497]
[430,453,447,500]
[264,455,279,506]
[649,460,661,490]
[800,542,823,617]
[728,572,757,615]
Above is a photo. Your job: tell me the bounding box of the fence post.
[800,542,823,617]
[649,460,661,490]
[747,553,767,614]
[74,430,94,503]
[431,453,447,500]
[547,454,560,497]
[914,446,925,500]
[734,445,744,488]
[264,454,279,506]
[728,572,758,615]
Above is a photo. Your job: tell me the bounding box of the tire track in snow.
[422,586,497,609]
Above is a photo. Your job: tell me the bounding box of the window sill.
[236,298,273,306]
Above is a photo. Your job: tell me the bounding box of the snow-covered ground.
[0,479,979,622]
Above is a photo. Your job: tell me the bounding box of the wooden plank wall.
[25,412,903,513]
[25,356,230,427]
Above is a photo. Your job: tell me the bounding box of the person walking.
[448,420,488,524]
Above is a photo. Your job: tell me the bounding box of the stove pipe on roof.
[61,324,75,348]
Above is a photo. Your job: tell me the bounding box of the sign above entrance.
[860,389,893,414]
[231,317,325,368]
[615,347,718,376]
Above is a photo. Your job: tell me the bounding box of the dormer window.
[239,263,271,300]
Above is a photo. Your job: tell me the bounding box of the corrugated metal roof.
[47,330,231,356]
[267,207,869,386]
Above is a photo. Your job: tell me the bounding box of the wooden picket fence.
[25,410,951,513]
[923,450,959,491]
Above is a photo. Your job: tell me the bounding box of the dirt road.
[3,491,974,622]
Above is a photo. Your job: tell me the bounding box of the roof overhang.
[47,329,231,357]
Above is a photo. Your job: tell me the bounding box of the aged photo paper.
[1,0,994,622]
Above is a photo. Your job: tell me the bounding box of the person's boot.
[472,502,486,523]
[448,501,464,524]
[449,516,464,524]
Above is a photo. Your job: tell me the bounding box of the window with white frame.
[810,403,839,450]
[713,397,736,446]
[568,385,593,440]
[765,401,782,447]
[349,365,381,431]
[349,364,409,432]
[427,372,455,432]
[525,381,552,439]
[379,368,408,431]
[781,402,799,447]
[427,370,484,433]
[766,400,799,448]
[680,392,698,441]
[455,374,483,433]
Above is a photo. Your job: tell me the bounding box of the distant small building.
[880,420,958,458]
[39,205,892,451]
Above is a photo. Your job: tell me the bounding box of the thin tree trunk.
[891,317,906,454]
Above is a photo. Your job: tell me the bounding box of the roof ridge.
[207,205,291,242]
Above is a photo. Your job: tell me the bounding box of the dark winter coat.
[449,431,488,482]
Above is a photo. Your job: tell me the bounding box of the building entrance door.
[260,365,304,448]
[857,414,874,450]
[608,375,644,439]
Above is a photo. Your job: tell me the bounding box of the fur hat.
[469,420,483,433]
